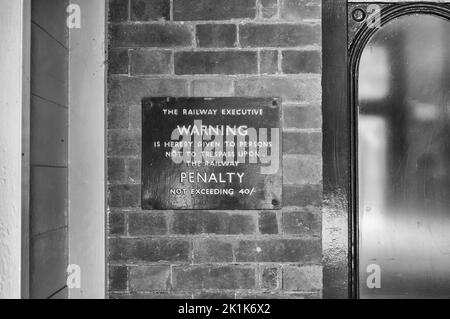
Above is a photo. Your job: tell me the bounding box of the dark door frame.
[322,0,450,299]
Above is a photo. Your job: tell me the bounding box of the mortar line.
[108,20,321,25]
[278,49,283,74]
[277,0,282,19]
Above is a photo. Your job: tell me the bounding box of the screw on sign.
[352,4,381,29]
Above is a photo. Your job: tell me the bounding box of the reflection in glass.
[358,14,450,298]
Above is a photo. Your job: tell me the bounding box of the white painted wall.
[0,0,30,299]
[68,0,106,299]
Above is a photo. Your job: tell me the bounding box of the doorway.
[323,1,450,299]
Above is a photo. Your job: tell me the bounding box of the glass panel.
[358,14,450,298]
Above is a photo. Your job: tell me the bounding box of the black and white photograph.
[1,0,450,306]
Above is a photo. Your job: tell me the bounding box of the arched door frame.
[322,0,450,299]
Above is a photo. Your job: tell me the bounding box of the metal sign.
[142,97,282,210]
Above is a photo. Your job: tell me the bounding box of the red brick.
[283,105,321,129]
[108,158,126,184]
[235,239,321,263]
[110,292,192,299]
[125,158,141,183]
[109,238,191,263]
[237,291,321,299]
[259,211,278,234]
[194,292,235,299]
[175,51,257,75]
[283,185,322,207]
[128,212,167,236]
[108,104,129,129]
[129,265,170,291]
[283,155,322,185]
[109,0,129,22]
[261,266,279,289]
[240,24,321,47]
[260,0,278,19]
[173,0,256,21]
[109,184,140,208]
[107,130,141,157]
[108,77,188,105]
[282,210,321,236]
[109,24,192,48]
[172,211,256,235]
[283,132,322,155]
[130,0,170,21]
[282,50,322,74]
[194,239,233,263]
[282,265,322,291]
[130,50,171,75]
[191,79,234,97]
[109,212,126,235]
[129,105,142,129]
[108,49,129,75]
[235,77,321,102]
[280,0,321,20]
[260,50,278,74]
[108,158,140,184]
[173,266,256,290]
[196,24,237,48]
[109,266,128,291]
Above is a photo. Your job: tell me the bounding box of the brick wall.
[107,0,322,299]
